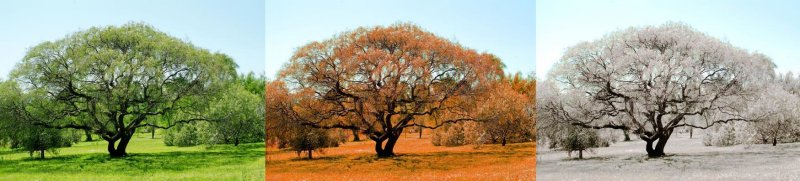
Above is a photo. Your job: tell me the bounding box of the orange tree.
[267,23,502,157]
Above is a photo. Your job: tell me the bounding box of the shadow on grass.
[0,143,264,174]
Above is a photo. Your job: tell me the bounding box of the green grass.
[0,133,264,181]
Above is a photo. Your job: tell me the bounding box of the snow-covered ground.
[537,133,800,180]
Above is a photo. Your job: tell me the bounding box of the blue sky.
[537,0,800,79]
[0,0,264,79]
[266,0,536,79]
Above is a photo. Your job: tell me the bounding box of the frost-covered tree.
[543,22,774,157]
[562,126,601,159]
[752,84,800,146]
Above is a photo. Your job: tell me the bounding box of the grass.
[266,132,536,180]
[536,132,800,180]
[0,132,265,181]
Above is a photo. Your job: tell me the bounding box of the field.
[266,132,536,180]
[0,132,265,181]
[537,132,800,180]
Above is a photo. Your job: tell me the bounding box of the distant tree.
[561,126,601,159]
[208,84,265,146]
[9,23,236,157]
[19,126,70,159]
[290,126,339,159]
[481,73,535,146]
[543,22,774,157]
[0,80,71,159]
[267,23,502,157]
[752,84,800,146]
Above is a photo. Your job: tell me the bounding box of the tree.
[208,84,265,146]
[543,22,774,157]
[9,23,236,157]
[480,73,535,146]
[290,126,338,159]
[0,80,72,159]
[752,84,800,146]
[19,125,70,159]
[267,23,502,157]
[562,126,601,159]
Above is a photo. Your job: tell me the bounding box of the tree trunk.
[84,130,93,142]
[578,149,583,159]
[107,132,134,158]
[307,149,313,159]
[39,149,45,159]
[418,126,423,139]
[151,127,155,139]
[375,134,401,158]
[645,133,671,158]
[688,127,693,139]
[235,138,240,146]
[623,129,631,141]
[351,129,360,142]
[772,137,777,146]
[501,137,507,146]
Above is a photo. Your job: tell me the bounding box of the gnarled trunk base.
[374,134,401,158]
[106,132,134,158]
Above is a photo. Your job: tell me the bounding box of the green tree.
[9,22,236,157]
[208,83,265,146]
[0,80,72,159]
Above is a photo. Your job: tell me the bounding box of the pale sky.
[266,0,536,79]
[0,0,265,79]
[537,0,800,79]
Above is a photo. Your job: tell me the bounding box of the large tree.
[267,23,502,157]
[10,23,236,157]
[541,22,774,157]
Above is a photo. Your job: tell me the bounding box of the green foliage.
[8,22,238,157]
[206,83,265,146]
[163,74,266,147]
[19,126,70,159]
[0,80,73,158]
[164,122,212,147]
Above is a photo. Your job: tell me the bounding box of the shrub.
[432,122,482,147]
[164,122,212,147]
[289,127,339,159]
[560,126,601,159]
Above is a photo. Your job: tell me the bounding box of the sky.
[537,0,800,79]
[266,0,536,79]
[0,0,265,79]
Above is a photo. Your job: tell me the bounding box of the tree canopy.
[540,22,775,157]
[8,22,237,157]
[267,23,504,157]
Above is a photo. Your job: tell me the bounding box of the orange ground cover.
[266,132,536,180]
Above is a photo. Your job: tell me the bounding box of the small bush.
[701,122,760,147]
[432,122,481,147]
[561,126,601,159]
[289,127,339,159]
[164,122,213,147]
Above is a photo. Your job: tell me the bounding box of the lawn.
[266,132,536,180]
[0,132,265,181]
[536,132,800,180]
